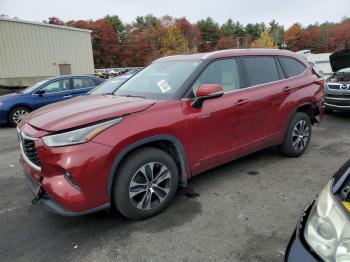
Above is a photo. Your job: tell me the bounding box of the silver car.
[325,49,350,113]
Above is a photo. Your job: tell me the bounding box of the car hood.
[330,49,350,72]
[23,94,157,132]
[0,92,22,102]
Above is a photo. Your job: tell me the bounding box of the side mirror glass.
[192,84,224,108]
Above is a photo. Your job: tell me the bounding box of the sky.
[1,0,349,28]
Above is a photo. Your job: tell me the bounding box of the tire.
[113,147,179,220]
[9,107,31,126]
[280,112,312,157]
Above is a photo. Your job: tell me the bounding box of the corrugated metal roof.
[0,17,92,33]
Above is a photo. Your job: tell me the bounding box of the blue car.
[0,75,104,126]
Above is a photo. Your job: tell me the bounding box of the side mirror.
[192,84,224,108]
[35,90,46,97]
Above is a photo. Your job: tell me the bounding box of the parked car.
[285,160,350,262]
[88,74,134,95]
[0,75,104,126]
[325,49,350,113]
[18,49,324,219]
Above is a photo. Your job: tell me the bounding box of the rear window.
[73,78,97,89]
[243,56,280,86]
[279,57,306,77]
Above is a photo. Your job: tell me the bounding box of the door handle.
[234,99,249,106]
[283,86,296,93]
[63,95,72,99]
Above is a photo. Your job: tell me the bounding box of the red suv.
[18,49,325,219]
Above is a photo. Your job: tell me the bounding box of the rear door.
[70,77,99,98]
[239,56,288,148]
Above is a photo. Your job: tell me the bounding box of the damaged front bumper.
[22,170,110,217]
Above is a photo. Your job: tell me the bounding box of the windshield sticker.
[157,79,172,93]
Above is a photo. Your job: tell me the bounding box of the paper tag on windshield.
[157,79,171,93]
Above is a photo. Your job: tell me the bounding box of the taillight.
[314,78,325,86]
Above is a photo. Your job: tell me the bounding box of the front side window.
[243,56,280,86]
[279,57,306,77]
[114,60,202,99]
[191,58,241,96]
[41,79,70,93]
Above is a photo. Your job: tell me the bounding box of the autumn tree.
[71,19,119,68]
[175,17,200,50]
[284,23,302,51]
[48,17,64,25]
[298,26,319,51]
[251,30,277,48]
[160,26,189,56]
[330,22,350,50]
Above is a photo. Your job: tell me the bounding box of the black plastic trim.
[107,134,188,198]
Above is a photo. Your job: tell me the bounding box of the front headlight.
[42,118,122,147]
[304,180,350,262]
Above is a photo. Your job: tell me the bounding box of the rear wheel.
[9,107,31,126]
[280,112,312,157]
[113,147,179,220]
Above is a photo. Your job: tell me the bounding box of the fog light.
[64,171,80,191]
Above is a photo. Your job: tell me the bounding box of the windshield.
[114,60,202,99]
[20,80,48,94]
[89,77,129,95]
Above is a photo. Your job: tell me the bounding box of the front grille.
[17,128,41,169]
[326,94,350,99]
[327,84,341,90]
[22,138,40,167]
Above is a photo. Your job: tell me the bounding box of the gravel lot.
[0,113,350,262]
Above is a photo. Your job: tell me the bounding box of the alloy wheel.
[292,120,310,151]
[129,162,171,210]
[12,109,29,124]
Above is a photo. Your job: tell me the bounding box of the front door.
[182,58,250,174]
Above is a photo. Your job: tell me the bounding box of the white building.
[298,50,333,78]
[0,17,94,87]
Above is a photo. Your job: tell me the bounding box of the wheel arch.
[7,104,33,121]
[107,135,189,198]
[283,102,319,139]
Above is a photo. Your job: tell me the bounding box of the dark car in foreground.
[0,75,104,126]
[285,160,350,262]
[18,49,324,220]
[325,49,350,112]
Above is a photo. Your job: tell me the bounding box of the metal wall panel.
[0,18,94,80]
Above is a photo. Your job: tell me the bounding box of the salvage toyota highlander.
[18,49,325,220]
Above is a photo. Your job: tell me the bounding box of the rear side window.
[243,56,280,86]
[73,78,97,89]
[279,57,306,77]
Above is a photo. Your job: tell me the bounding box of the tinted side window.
[192,59,241,95]
[279,57,306,77]
[73,78,96,89]
[243,56,280,86]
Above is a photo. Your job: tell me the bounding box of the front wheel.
[9,107,31,126]
[113,147,179,220]
[280,112,312,157]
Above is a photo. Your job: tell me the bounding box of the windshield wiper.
[120,94,146,99]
